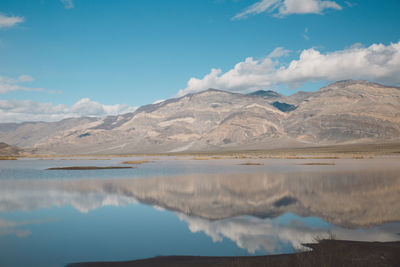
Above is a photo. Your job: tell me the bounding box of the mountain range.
[0,80,399,154]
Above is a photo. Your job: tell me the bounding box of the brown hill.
[0,142,23,156]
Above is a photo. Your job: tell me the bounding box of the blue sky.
[0,0,399,122]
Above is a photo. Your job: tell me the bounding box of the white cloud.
[303,27,310,40]
[275,41,400,85]
[152,99,165,104]
[0,75,45,93]
[0,74,137,122]
[233,0,281,20]
[0,83,43,94]
[178,41,400,96]
[61,0,74,9]
[344,1,356,8]
[233,0,342,20]
[0,98,137,123]
[0,13,24,29]
[18,75,34,83]
[267,47,291,58]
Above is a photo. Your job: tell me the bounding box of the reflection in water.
[0,218,32,238]
[1,169,399,227]
[0,218,56,238]
[178,214,399,254]
[0,164,399,262]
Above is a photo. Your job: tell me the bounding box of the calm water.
[0,156,399,266]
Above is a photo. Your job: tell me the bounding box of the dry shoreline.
[67,240,400,267]
[15,142,400,159]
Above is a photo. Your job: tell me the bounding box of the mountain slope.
[28,89,292,154]
[0,80,399,154]
[285,80,400,144]
[0,117,100,149]
[0,142,24,156]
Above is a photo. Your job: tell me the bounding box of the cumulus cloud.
[177,41,400,96]
[0,13,24,28]
[233,0,342,20]
[0,98,137,123]
[60,0,74,9]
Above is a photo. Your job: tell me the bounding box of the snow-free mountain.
[0,80,399,154]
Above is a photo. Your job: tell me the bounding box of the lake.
[0,156,399,266]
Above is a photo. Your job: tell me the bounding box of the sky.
[0,0,399,122]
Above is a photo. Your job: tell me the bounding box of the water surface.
[0,157,399,266]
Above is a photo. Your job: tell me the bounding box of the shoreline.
[67,240,400,267]
[12,142,400,159]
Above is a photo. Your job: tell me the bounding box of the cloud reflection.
[0,180,136,213]
[178,213,400,254]
[0,218,54,238]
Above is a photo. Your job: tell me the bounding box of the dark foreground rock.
[47,166,134,170]
[67,240,400,267]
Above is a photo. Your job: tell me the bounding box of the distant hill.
[0,142,23,156]
[0,80,399,154]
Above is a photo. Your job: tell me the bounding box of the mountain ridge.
[0,80,399,154]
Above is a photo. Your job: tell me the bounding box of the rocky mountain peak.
[324,80,395,90]
[248,90,283,98]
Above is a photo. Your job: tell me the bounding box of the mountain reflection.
[1,169,399,227]
[1,168,399,254]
